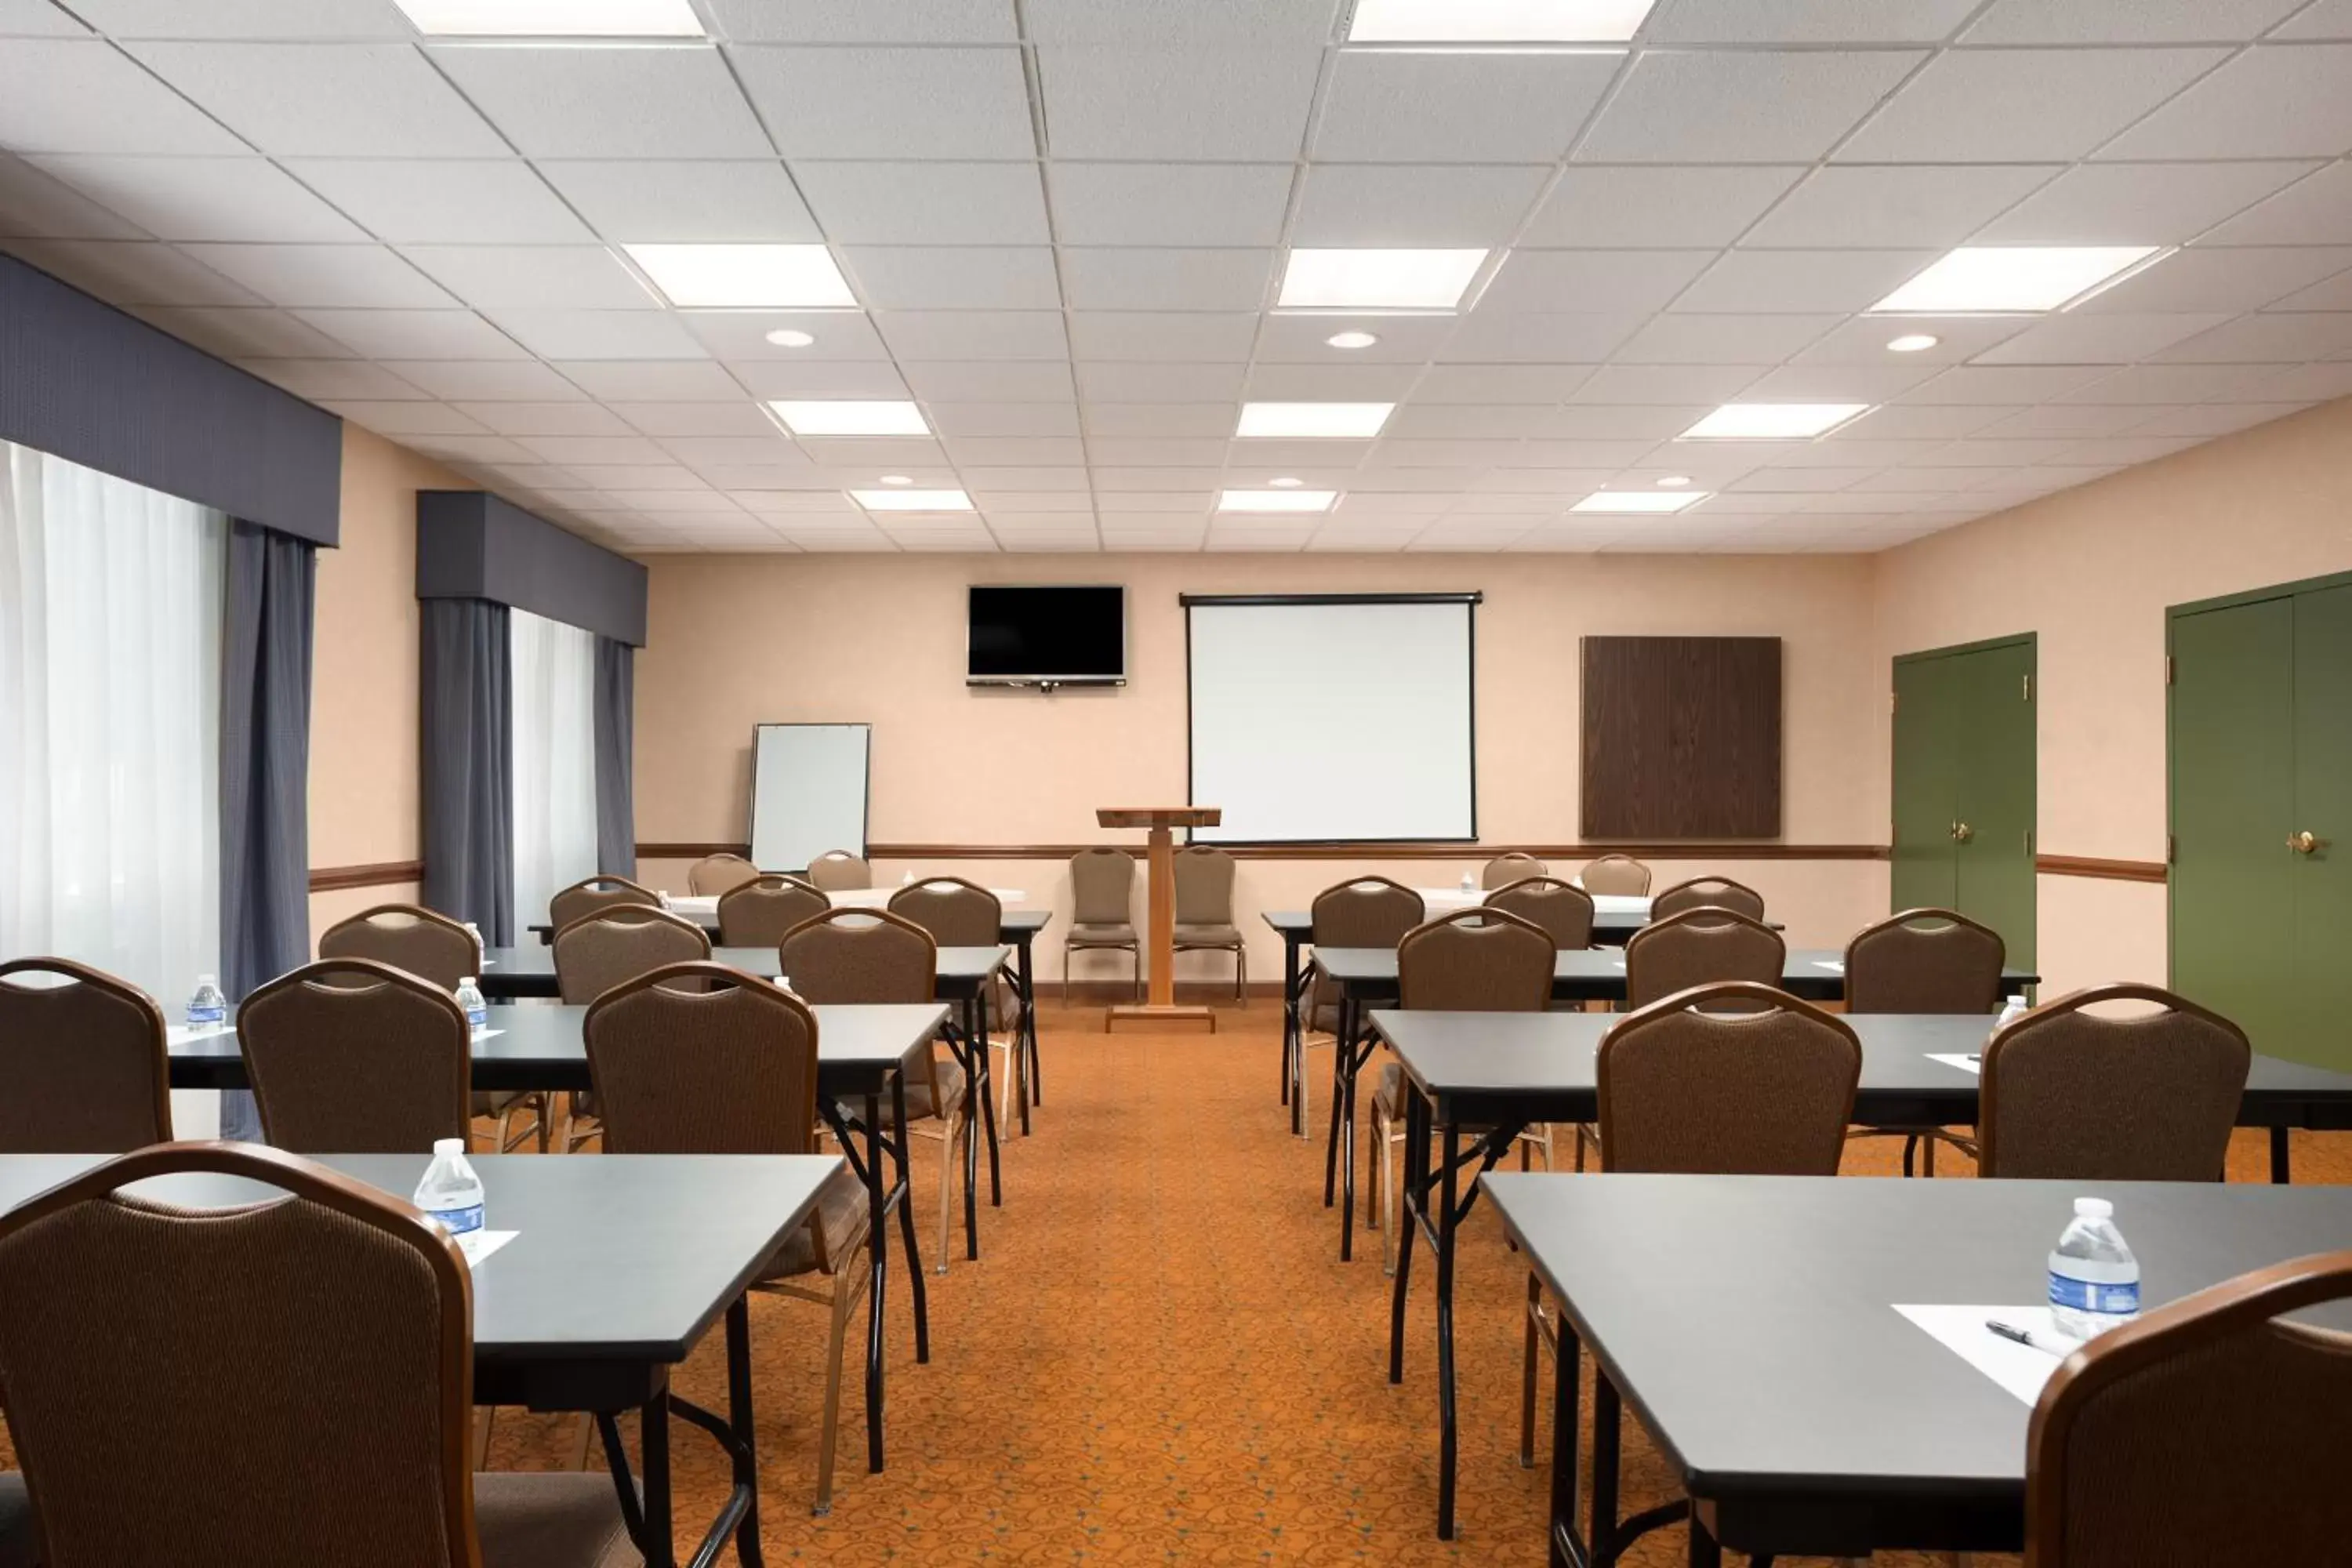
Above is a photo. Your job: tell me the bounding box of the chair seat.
[1173,923,1243,947]
[840,1054,967,1124]
[475,1471,641,1568]
[0,1471,31,1568]
[473,1090,535,1117]
[1375,1059,1403,1118]
[1068,923,1138,946]
[762,1163,874,1281]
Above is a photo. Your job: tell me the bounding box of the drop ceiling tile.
[1374,438,1528,467]
[732,45,1035,159]
[2202,164,2352,245]
[1290,164,1548,249]
[453,401,634,437]
[1089,437,1229,466]
[141,305,354,358]
[32,238,278,307]
[706,0,1017,42]
[1963,0,2306,42]
[1037,46,1323,160]
[2153,311,2352,362]
[292,307,528,359]
[1650,0,1980,42]
[1252,313,1455,362]
[316,399,490,437]
[795,436,948,467]
[725,360,910,398]
[2050,434,2209,466]
[1385,404,1557,439]
[1094,466,1221,492]
[1726,466,1877,493]
[237,358,428,398]
[1521,165,1805,249]
[1744,165,2060,249]
[1413,365,1597,403]
[926,402,1080,436]
[793,160,1049,244]
[2057,363,2274,403]
[2082,245,2352,312]
[0,0,85,34]
[1836,403,2011,439]
[1973,404,2157,439]
[2274,267,2352,311]
[840,246,1061,310]
[1058,247,1270,311]
[546,360,742,399]
[1674,249,1936,313]
[1545,403,1714,439]
[1857,465,1987,492]
[1226,438,1377,468]
[400,245,659,311]
[1903,365,2112,403]
[428,42,771,158]
[384,359,588,400]
[1791,314,2030,364]
[402,434,540,465]
[1569,364,1761,405]
[1045,162,1294,246]
[1580,49,1922,164]
[1734,358,1951,400]
[1083,490,1209,511]
[682,311,888,361]
[129,42,507,156]
[898,360,1075,401]
[0,154,147,239]
[533,161,818,244]
[614,401,775,436]
[1068,311,1258,361]
[969,487,1093,506]
[1315,49,1618,164]
[1973,312,2235,365]
[2101,45,2352,160]
[570,463,710,491]
[2273,0,2352,37]
[873,309,1069,361]
[1080,400,1243,434]
[1775,437,1949,468]
[1241,362,1422,400]
[1610,312,1840,365]
[2220,362,2352,401]
[1973,160,2320,245]
[517,434,671,466]
[0,41,249,154]
[1477,250,1715,317]
[1925,437,2086,466]
[1437,312,1643,362]
[623,488,756,513]
[27,155,368,243]
[176,243,456,307]
[945,437,1086,465]
[2128,402,2308,437]
[292,159,593,245]
[477,308,706,360]
[1837,48,2227,162]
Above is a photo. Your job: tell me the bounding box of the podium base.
[1105,1002,1218,1033]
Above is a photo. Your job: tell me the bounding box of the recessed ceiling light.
[1348,0,1657,42]
[623,245,855,310]
[394,0,702,36]
[879,474,913,485]
[764,328,816,348]
[1572,490,1708,514]
[1325,330,1381,350]
[1219,489,1338,514]
[1268,476,1304,488]
[1871,246,2163,314]
[1886,333,1940,353]
[770,401,930,437]
[1655,475,1692,488]
[851,488,971,512]
[1680,403,1869,441]
[1236,402,1396,439]
[1278,249,1488,312]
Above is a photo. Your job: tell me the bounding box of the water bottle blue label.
[433,1204,485,1237]
[2049,1272,2140,1314]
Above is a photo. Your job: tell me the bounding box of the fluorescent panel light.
[1219,489,1339,514]
[394,0,704,36]
[623,245,855,309]
[1871,247,2162,314]
[1278,249,1487,311]
[770,401,931,437]
[1571,490,1708,514]
[1348,0,1657,42]
[851,488,971,511]
[1236,402,1395,438]
[1680,403,1868,441]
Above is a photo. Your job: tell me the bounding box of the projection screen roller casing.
[1185,595,1478,844]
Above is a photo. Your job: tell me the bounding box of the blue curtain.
[593,637,635,879]
[423,598,515,944]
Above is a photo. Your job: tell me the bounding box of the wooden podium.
[1098,806,1221,1031]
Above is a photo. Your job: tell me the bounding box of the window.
[510,607,599,925]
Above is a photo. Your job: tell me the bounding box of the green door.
[2289,585,2352,1069]
[1892,654,1958,913]
[1890,637,2038,969]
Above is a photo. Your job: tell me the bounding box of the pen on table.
[1986,1318,2079,1356]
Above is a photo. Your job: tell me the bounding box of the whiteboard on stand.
[750,724,870,874]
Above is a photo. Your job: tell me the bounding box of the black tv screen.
[967,585,1126,685]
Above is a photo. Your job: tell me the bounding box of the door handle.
[1951,822,1974,844]
[2288,830,2325,855]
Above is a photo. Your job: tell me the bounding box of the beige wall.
[1871,394,2352,996]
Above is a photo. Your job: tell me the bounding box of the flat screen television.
[967,585,1126,687]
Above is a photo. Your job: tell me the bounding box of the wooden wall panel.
[1582,636,1781,838]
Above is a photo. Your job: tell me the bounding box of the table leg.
[1436,1119,1461,1540]
[889,1078,928,1365]
[1549,1322,1584,1568]
[2271,1125,2291,1185]
[1592,1374,1621,1568]
[1323,991,1348,1207]
[1688,1514,1722,1568]
[974,994,1003,1207]
[1340,996,1362,1262]
[641,1386,673,1568]
[960,1001,982,1261]
[1281,931,1301,1124]
[725,1296,764,1567]
[1388,1086,1426,1383]
[1016,932,1040,1127]
[859,1091,890,1473]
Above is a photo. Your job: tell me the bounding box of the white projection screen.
[1185,595,1478,843]
[750,723,870,873]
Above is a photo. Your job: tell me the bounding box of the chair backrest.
[238,959,471,1153]
[1623,908,1786,1009]
[688,853,761,897]
[1174,845,1237,925]
[1980,984,2251,1181]
[1309,877,1427,949]
[585,962,821,1156]
[551,906,713,1006]
[1651,875,1766,922]
[1483,877,1595,951]
[779,906,937,1005]
[0,958,172,1153]
[888,877,1004,949]
[1843,907,2005,1014]
[1597,982,1860,1174]
[1069,848,1137,924]
[1481,851,1547,890]
[0,1143,476,1568]
[1580,854,1652,895]
[547,873,658,931]
[2027,1249,2352,1568]
[717,874,829,947]
[1398,908,1555,1013]
[805,851,871,891]
[318,903,479,990]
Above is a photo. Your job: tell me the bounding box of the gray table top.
[0,1152,837,1364]
[1317,946,2036,1000]
[1263,908,1646,935]
[480,944,1010,996]
[528,909,1051,940]
[1483,1172,2352,1551]
[167,1002,951,1095]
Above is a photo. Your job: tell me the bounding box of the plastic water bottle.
[2048,1196,2140,1341]
[413,1138,485,1240]
[187,974,227,1029]
[454,976,488,1033]
[462,920,484,960]
[902,870,914,887]
[1998,992,2030,1026]
[1460,868,1476,893]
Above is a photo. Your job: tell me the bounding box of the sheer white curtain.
[510,607,600,928]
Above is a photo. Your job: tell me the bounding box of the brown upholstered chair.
[0,958,172,1152]
[0,1142,640,1568]
[551,906,713,1007]
[1065,847,1141,1004]
[891,877,1023,1119]
[584,964,871,1514]
[1481,851,1547,891]
[2027,1248,2352,1567]
[804,851,871,891]
[717,874,828,947]
[1299,877,1428,1152]
[782,908,969,1273]
[0,1472,28,1568]
[687,852,760,896]
[1651,874,1766,922]
[1844,907,2007,1176]
[1172,845,1247,1004]
[238,958,471,1154]
[1371,908,1557,1273]
[1621,907,1785,1010]
[1483,877,1595,952]
[548,873,659,931]
[1980,984,2250,1181]
[1578,854,1652,896]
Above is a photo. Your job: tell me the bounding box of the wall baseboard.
[639,840,1891,863]
[2036,854,2167,884]
[308,859,425,892]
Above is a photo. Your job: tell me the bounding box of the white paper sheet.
[467,1028,505,1043]
[1927,1052,1982,1076]
[457,1229,517,1268]
[1813,958,1846,972]
[166,1023,233,1045]
[1894,1304,2079,1405]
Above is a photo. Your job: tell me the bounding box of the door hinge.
[2165,655,2176,686]
[2168,833,2176,864]
[1890,690,1898,713]
[2022,673,2032,702]
[2025,829,2034,856]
